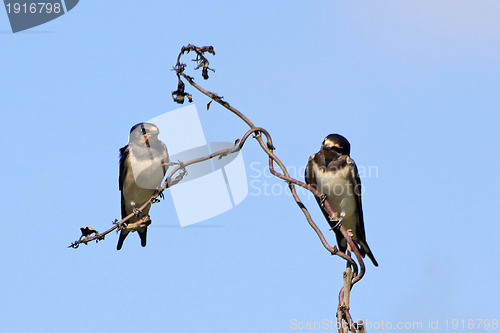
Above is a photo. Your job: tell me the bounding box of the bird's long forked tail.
[116,215,151,250]
[116,227,148,250]
[334,229,379,267]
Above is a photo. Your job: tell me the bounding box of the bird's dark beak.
[143,134,152,146]
[321,145,339,159]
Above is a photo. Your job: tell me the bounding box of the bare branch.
[69,44,372,333]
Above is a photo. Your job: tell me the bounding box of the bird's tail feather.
[138,228,147,247]
[117,230,129,250]
[359,242,378,267]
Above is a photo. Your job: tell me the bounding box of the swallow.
[117,122,169,250]
[305,134,378,266]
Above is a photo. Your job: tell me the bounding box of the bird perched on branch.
[305,134,378,266]
[117,122,169,250]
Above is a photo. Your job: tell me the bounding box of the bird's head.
[129,122,160,146]
[320,134,350,159]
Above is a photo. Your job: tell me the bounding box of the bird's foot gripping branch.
[68,44,374,333]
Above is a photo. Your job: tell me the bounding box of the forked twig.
[69,44,371,333]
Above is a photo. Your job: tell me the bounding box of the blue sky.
[1,1,499,332]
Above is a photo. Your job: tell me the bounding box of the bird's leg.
[330,212,345,231]
[156,187,164,200]
[151,188,163,204]
[151,187,165,204]
[330,220,342,231]
[319,194,327,207]
[131,201,142,216]
[114,219,128,231]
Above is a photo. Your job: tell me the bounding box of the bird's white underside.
[311,162,357,234]
[123,150,165,214]
[129,153,166,190]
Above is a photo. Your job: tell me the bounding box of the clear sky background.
[1,1,499,332]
